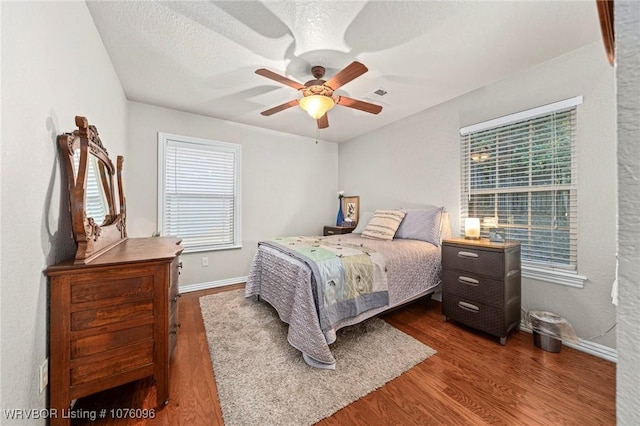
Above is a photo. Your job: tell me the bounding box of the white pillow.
[361,210,406,241]
[394,207,444,246]
[353,211,373,234]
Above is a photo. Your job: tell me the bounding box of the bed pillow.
[361,210,406,240]
[353,211,373,234]
[394,207,444,246]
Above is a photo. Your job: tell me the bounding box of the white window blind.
[158,133,241,253]
[460,97,581,274]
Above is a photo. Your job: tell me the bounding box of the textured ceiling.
[86,1,601,143]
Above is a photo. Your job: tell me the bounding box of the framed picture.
[489,227,506,243]
[342,196,360,227]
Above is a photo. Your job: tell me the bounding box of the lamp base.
[464,236,481,240]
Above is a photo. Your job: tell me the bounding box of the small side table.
[323,225,355,236]
[441,238,521,345]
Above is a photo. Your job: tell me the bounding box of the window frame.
[157,132,242,253]
[460,96,586,288]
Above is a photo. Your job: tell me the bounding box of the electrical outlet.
[202,256,209,267]
[39,358,48,393]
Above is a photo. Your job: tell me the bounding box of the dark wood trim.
[597,0,615,65]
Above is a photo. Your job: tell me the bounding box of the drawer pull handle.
[458,276,479,286]
[457,251,479,259]
[327,231,335,235]
[458,301,480,313]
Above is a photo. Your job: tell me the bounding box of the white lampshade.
[465,218,481,239]
[299,95,335,119]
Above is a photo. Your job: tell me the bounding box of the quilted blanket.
[246,234,443,369]
[258,236,388,332]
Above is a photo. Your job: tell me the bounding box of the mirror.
[59,116,127,264]
[73,149,108,226]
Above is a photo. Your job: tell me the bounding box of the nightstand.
[441,238,521,345]
[323,225,355,236]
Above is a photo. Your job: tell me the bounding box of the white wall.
[126,102,338,289]
[337,100,461,225]
[339,42,617,349]
[0,2,127,422]
[616,0,640,421]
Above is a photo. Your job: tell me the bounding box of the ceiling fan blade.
[325,61,368,90]
[335,96,382,114]
[255,68,304,90]
[260,99,299,116]
[317,114,329,129]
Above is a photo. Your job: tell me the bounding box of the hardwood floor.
[72,284,615,425]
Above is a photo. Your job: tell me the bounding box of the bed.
[245,208,450,369]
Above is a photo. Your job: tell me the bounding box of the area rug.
[199,289,436,426]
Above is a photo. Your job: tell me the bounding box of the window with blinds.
[460,97,581,274]
[158,133,241,253]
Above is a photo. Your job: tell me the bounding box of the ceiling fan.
[255,61,383,129]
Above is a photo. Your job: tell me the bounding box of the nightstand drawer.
[441,269,504,307]
[442,293,506,337]
[323,226,354,236]
[442,244,504,279]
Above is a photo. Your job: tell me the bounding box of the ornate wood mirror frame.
[58,116,127,264]
[597,0,615,66]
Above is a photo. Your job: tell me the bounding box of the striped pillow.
[361,210,407,240]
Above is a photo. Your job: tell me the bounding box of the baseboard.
[179,276,247,294]
[519,321,617,363]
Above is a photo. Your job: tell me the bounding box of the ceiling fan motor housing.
[301,84,333,98]
[301,65,335,97]
[311,65,326,79]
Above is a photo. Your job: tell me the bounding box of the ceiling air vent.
[373,89,388,96]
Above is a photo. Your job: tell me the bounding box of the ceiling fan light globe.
[299,95,335,120]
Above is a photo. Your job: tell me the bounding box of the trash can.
[533,330,562,353]
[528,311,566,353]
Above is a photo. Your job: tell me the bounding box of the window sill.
[183,244,243,254]
[522,264,586,288]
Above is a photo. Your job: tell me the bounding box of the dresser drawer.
[70,340,154,386]
[71,324,153,359]
[169,310,179,358]
[442,293,506,337]
[69,268,156,304]
[442,244,504,279]
[71,300,154,331]
[441,269,504,308]
[170,258,180,292]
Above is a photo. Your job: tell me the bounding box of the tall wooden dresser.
[46,237,182,426]
[49,116,185,425]
[441,238,521,345]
